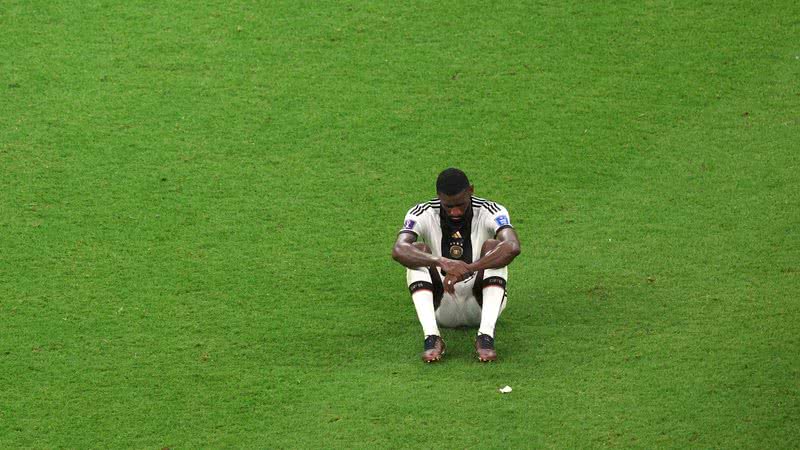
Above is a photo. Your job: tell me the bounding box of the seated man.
[392,168,521,362]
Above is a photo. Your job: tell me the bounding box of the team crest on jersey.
[495,215,510,227]
[403,219,416,230]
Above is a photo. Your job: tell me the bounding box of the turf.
[1,0,799,448]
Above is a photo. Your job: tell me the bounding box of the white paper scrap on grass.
[498,385,512,393]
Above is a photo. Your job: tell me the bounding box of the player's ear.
[467,185,474,195]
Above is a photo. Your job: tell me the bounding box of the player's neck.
[441,206,472,230]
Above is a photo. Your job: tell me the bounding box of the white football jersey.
[399,196,513,263]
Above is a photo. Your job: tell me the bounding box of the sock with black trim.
[408,268,440,337]
[478,269,507,338]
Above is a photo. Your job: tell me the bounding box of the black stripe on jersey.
[412,204,434,215]
[472,197,500,214]
[471,196,495,211]
[411,202,431,215]
[410,200,441,216]
[484,203,500,214]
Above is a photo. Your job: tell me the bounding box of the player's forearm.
[467,241,520,271]
[392,243,441,269]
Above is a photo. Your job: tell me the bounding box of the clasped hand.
[438,258,472,294]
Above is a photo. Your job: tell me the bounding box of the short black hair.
[436,168,470,195]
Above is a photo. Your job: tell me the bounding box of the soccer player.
[392,168,521,363]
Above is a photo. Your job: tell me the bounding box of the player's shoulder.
[406,198,441,217]
[471,195,507,214]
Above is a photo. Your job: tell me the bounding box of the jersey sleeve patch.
[403,219,417,231]
[494,215,510,227]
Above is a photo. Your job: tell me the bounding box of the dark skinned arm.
[392,232,472,281]
[442,227,522,289]
[467,227,522,272]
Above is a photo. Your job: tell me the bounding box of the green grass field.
[2,1,799,447]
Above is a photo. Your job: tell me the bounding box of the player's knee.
[413,242,432,254]
[480,239,500,257]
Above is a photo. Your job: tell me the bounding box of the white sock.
[478,266,508,337]
[412,290,440,337]
[478,286,504,338]
[407,267,440,337]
